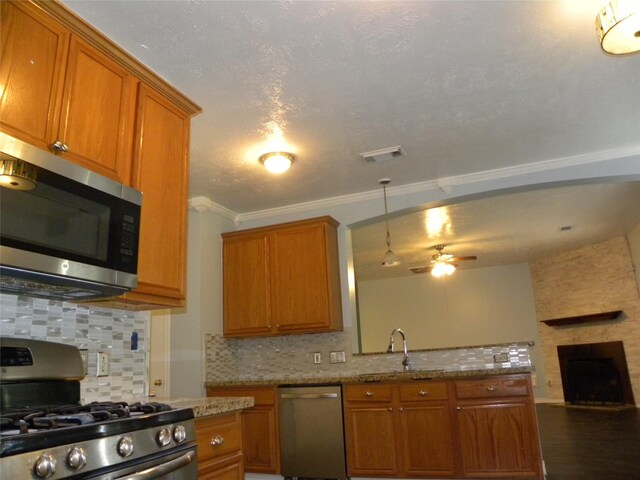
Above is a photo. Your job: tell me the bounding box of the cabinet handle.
[52,141,69,153]
[487,386,498,392]
[364,391,374,397]
[210,435,224,447]
[418,390,429,396]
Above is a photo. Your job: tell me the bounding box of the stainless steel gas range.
[0,337,197,479]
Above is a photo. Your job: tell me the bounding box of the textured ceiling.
[61,0,640,214]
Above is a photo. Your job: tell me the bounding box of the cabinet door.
[241,407,280,473]
[127,84,189,306]
[206,386,280,473]
[399,404,456,477]
[57,36,137,183]
[456,401,541,478]
[198,457,243,480]
[270,223,332,332]
[343,404,399,477]
[0,1,69,148]
[223,235,272,336]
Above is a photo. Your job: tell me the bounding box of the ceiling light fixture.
[431,260,455,278]
[259,151,295,174]
[0,155,37,191]
[379,178,400,267]
[595,0,640,54]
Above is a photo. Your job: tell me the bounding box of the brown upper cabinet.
[222,216,343,337]
[1,1,138,184]
[0,0,201,309]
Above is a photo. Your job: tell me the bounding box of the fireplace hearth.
[557,341,635,406]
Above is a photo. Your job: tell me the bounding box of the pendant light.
[379,178,400,267]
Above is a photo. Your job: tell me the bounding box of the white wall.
[358,263,540,351]
[168,209,236,397]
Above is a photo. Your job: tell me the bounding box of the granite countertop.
[145,396,255,418]
[205,366,532,388]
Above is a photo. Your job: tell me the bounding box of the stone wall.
[531,236,640,403]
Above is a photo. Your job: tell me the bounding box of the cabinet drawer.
[196,412,242,463]
[207,386,275,406]
[398,381,448,401]
[455,376,529,399]
[344,384,393,402]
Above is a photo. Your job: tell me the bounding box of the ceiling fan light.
[595,0,640,54]
[259,151,295,174]
[382,249,401,267]
[431,261,455,278]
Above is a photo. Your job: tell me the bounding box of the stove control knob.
[156,428,172,447]
[173,424,187,444]
[117,436,135,458]
[33,454,56,479]
[67,447,87,471]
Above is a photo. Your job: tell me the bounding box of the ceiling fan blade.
[450,256,477,261]
[409,266,431,274]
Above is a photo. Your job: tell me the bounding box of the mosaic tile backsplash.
[0,294,149,403]
[205,328,532,382]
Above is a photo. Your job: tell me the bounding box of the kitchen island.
[206,369,543,480]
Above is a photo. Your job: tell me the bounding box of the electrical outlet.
[96,351,110,377]
[79,350,88,376]
[313,352,322,364]
[330,351,346,363]
[493,352,509,363]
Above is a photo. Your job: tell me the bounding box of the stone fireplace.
[531,236,640,403]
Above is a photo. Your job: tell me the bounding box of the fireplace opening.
[557,341,635,406]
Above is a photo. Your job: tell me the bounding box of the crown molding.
[191,144,640,224]
[189,196,239,223]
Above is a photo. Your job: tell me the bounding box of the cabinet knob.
[210,435,224,447]
[456,406,462,411]
[418,390,429,396]
[399,407,403,412]
[51,141,69,153]
[388,407,393,412]
[487,386,498,392]
[364,391,374,397]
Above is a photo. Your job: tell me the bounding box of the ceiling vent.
[360,146,406,163]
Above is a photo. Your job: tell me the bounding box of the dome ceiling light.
[596,0,640,54]
[259,151,295,174]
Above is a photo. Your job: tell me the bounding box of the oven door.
[86,445,197,480]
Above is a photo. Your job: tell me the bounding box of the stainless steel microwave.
[0,132,142,300]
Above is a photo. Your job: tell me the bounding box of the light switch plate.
[313,352,322,364]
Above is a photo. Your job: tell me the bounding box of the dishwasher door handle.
[280,393,338,399]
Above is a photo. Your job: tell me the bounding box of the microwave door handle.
[114,451,195,480]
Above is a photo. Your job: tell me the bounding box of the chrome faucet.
[387,328,412,371]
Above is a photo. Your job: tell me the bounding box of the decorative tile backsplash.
[0,294,149,403]
[205,328,532,382]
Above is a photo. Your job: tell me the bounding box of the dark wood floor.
[536,403,640,479]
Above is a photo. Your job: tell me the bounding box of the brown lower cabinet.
[343,381,456,478]
[206,375,543,480]
[195,412,244,480]
[343,374,543,480]
[454,376,543,478]
[206,386,280,473]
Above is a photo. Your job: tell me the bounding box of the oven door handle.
[114,451,195,480]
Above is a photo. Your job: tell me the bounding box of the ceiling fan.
[408,244,477,276]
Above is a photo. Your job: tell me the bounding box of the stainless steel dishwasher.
[278,384,347,479]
